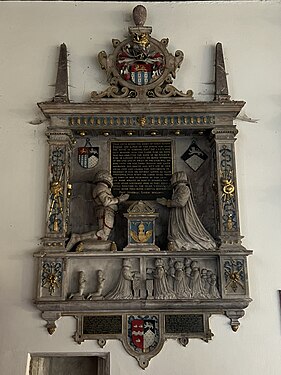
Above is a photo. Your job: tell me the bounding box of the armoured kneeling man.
[93,170,129,240]
[66,170,129,250]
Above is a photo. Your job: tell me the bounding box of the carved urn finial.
[133,5,147,26]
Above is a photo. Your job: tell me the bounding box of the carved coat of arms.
[117,42,164,86]
[78,138,99,169]
[181,140,208,171]
[128,315,159,353]
[91,5,192,100]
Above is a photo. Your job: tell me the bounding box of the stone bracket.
[41,311,61,335]
[225,309,245,332]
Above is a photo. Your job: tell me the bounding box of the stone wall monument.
[34,5,252,369]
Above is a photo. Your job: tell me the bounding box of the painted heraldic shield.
[131,63,152,86]
[78,139,99,169]
[128,315,159,353]
[181,140,208,172]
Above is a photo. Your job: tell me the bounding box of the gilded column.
[211,128,243,249]
[43,127,73,250]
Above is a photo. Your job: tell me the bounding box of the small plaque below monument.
[165,314,205,334]
[83,315,123,335]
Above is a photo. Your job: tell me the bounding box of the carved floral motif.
[41,260,62,296]
[224,259,245,293]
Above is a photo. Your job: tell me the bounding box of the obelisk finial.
[54,43,69,103]
[214,42,230,102]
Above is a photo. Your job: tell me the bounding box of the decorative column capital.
[46,128,75,145]
[211,127,238,141]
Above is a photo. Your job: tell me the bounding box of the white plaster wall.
[0,1,281,374]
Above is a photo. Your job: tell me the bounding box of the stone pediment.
[127,200,155,214]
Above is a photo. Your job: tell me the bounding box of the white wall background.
[0,1,281,374]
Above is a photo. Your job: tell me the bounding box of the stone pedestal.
[124,201,160,252]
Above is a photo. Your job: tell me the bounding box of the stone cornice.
[38,99,245,118]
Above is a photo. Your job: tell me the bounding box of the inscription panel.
[83,315,122,335]
[111,141,173,200]
[165,314,204,333]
